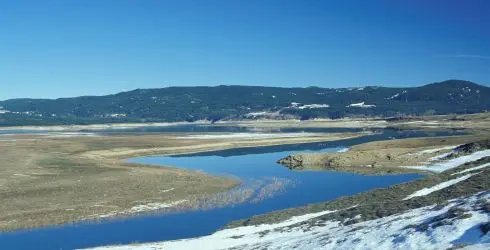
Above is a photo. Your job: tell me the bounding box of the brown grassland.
[0,132,362,231]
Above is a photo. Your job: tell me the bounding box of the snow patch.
[85,192,490,250]
[346,102,376,108]
[127,200,187,213]
[161,188,175,193]
[429,152,453,162]
[289,103,330,109]
[244,111,280,118]
[298,104,330,109]
[337,148,350,153]
[451,163,490,176]
[385,90,407,100]
[404,149,490,173]
[99,200,187,218]
[403,173,476,200]
[245,111,269,117]
[107,113,127,118]
[386,93,400,100]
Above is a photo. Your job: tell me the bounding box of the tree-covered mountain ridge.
[1,80,489,126]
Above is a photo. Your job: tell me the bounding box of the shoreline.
[0,131,368,232]
[1,112,487,132]
[0,121,212,131]
[86,137,490,250]
[225,154,490,230]
[84,132,370,160]
[2,113,489,234]
[277,135,484,175]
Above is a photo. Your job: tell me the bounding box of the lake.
[0,128,459,250]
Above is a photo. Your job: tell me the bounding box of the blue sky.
[1,0,489,100]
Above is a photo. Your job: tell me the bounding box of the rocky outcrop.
[277,153,328,170]
[277,154,305,169]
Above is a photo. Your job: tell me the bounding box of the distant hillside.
[0,80,489,126]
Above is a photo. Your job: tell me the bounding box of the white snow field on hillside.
[404,149,490,173]
[289,103,330,109]
[403,173,476,200]
[87,192,490,250]
[345,102,376,108]
[452,163,490,176]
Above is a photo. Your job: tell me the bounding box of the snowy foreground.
[87,191,490,250]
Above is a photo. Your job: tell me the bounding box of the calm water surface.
[0,128,460,250]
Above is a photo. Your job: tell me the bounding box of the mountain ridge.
[0,80,489,126]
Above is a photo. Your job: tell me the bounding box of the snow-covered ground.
[83,143,490,250]
[125,200,187,214]
[96,200,187,219]
[244,111,282,118]
[404,149,490,173]
[452,163,490,176]
[403,173,476,200]
[297,104,330,109]
[346,102,376,108]
[177,133,320,140]
[245,111,271,117]
[289,103,330,109]
[385,90,407,100]
[337,148,350,153]
[85,192,490,250]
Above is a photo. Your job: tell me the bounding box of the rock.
[277,154,304,169]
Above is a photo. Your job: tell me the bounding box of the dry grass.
[0,134,239,231]
[79,132,367,159]
[386,112,490,133]
[275,113,490,175]
[0,132,364,231]
[281,135,489,175]
[218,112,490,132]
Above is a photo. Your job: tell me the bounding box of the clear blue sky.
[1,0,489,100]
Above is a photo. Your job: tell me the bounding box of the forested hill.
[0,80,489,126]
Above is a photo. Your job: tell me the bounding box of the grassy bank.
[227,156,490,229]
[277,135,488,175]
[0,131,366,231]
